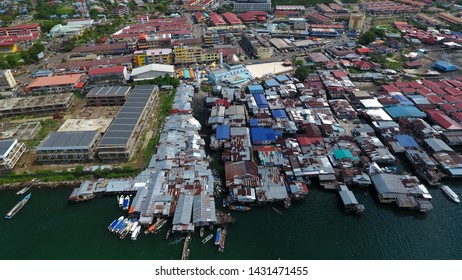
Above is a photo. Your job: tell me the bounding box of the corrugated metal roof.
[173,194,194,225]
[36,131,99,151]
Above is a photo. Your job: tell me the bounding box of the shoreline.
[0,180,82,191]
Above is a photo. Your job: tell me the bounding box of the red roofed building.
[356,48,371,55]
[307,13,333,24]
[297,136,324,146]
[209,12,227,26]
[452,112,462,123]
[223,12,243,25]
[426,110,462,130]
[422,79,439,88]
[382,84,400,93]
[352,60,375,70]
[239,11,268,24]
[426,94,445,105]
[88,66,129,85]
[26,74,86,95]
[193,12,206,23]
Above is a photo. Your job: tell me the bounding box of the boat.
[153,219,167,234]
[119,225,131,239]
[214,228,222,245]
[110,217,125,233]
[122,196,130,211]
[108,216,124,231]
[144,218,165,234]
[115,218,129,234]
[441,185,460,203]
[200,227,205,237]
[16,186,30,195]
[228,205,251,211]
[218,228,227,253]
[131,225,141,240]
[202,234,213,244]
[272,207,282,215]
[144,224,155,234]
[129,221,139,233]
[165,229,171,240]
[118,195,124,208]
[5,193,31,219]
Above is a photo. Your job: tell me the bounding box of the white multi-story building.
[0,69,17,91]
[0,139,26,172]
[233,0,272,12]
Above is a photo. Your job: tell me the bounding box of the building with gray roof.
[192,193,217,226]
[86,86,131,106]
[35,131,101,163]
[173,194,194,228]
[97,85,158,161]
[371,173,433,212]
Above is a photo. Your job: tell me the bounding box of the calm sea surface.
[0,92,461,260]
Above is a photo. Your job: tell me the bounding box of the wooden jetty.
[215,210,236,225]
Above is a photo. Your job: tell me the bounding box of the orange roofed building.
[25,74,86,95]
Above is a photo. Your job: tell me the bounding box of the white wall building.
[0,69,17,92]
[130,63,174,81]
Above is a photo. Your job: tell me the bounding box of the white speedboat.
[441,185,460,203]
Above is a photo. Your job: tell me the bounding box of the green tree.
[295,66,311,81]
[5,55,17,68]
[358,30,377,46]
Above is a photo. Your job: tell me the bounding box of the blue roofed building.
[264,79,280,88]
[434,61,457,72]
[275,74,289,83]
[254,93,269,108]
[248,84,264,94]
[390,92,413,106]
[334,149,360,161]
[251,127,276,145]
[384,106,426,119]
[249,118,259,127]
[272,109,287,119]
[216,125,230,140]
[395,135,418,148]
[408,95,430,105]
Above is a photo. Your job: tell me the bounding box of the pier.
[215,210,236,225]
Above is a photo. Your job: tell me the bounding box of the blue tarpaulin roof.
[265,79,280,88]
[395,134,418,147]
[249,118,259,127]
[254,94,269,108]
[384,106,426,118]
[391,94,413,106]
[272,109,287,119]
[216,125,230,140]
[248,84,264,93]
[275,75,289,83]
[407,95,430,105]
[251,127,276,143]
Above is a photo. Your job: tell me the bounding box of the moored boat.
[5,193,31,219]
[441,185,460,203]
[129,221,139,233]
[202,234,213,244]
[115,218,129,233]
[153,219,167,234]
[108,216,124,231]
[118,195,124,208]
[16,186,30,195]
[122,196,130,211]
[131,225,141,240]
[166,229,171,240]
[200,227,205,237]
[228,205,251,211]
[272,207,282,215]
[214,228,222,245]
[111,217,125,233]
